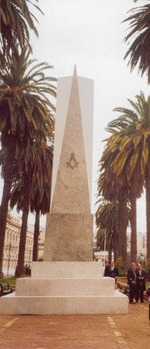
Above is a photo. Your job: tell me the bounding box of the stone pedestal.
[0,262,128,314]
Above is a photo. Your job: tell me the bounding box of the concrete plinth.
[0,292,128,315]
[31,261,103,278]
[0,262,128,314]
[15,278,115,297]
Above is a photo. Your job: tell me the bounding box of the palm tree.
[123,3,150,83]
[0,47,56,276]
[98,106,144,263]
[0,0,42,57]
[30,180,52,262]
[95,201,119,261]
[109,92,150,260]
[112,146,143,262]
[97,135,129,265]
[10,142,53,275]
[106,112,143,262]
[29,145,53,262]
[11,180,51,265]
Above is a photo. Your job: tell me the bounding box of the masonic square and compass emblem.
[66,153,79,169]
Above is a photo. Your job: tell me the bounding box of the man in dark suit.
[136,263,146,303]
[104,261,111,277]
[127,262,138,304]
[110,261,118,278]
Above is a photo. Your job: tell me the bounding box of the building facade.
[127,231,146,262]
[3,212,34,276]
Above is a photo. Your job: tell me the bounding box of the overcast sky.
[0,0,149,231]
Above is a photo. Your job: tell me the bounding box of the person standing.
[110,261,118,278]
[127,262,138,304]
[136,263,146,303]
[104,261,111,277]
[110,261,118,284]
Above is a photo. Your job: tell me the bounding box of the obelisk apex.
[44,68,94,261]
[73,64,77,76]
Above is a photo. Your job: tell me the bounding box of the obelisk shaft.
[44,68,94,261]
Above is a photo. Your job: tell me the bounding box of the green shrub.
[0,276,16,287]
[116,256,127,276]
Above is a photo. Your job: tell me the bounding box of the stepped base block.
[0,262,128,315]
[32,261,102,278]
[16,277,115,296]
[0,291,128,315]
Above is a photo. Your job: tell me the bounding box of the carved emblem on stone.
[66,153,79,169]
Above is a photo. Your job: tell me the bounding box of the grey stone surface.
[44,213,93,261]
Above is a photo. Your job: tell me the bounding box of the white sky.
[0,0,149,232]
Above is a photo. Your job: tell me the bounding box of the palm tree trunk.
[114,248,117,263]
[112,227,118,262]
[146,175,150,260]
[33,210,40,261]
[15,178,30,277]
[118,187,128,266]
[0,136,16,277]
[108,249,112,262]
[130,183,137,262]
[0,184,11,278]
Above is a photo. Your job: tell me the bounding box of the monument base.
[44,213,93,261]
[0,292,127,315]
[0,262,128,315]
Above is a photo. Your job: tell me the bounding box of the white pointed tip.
[73,65,77,76]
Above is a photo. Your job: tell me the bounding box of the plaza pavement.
[0,301,149,349]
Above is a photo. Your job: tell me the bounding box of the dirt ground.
[0,302,150,349]
[113,301,150,349]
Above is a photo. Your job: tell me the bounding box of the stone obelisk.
[44,67,94,261]
[0,67,128,315]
